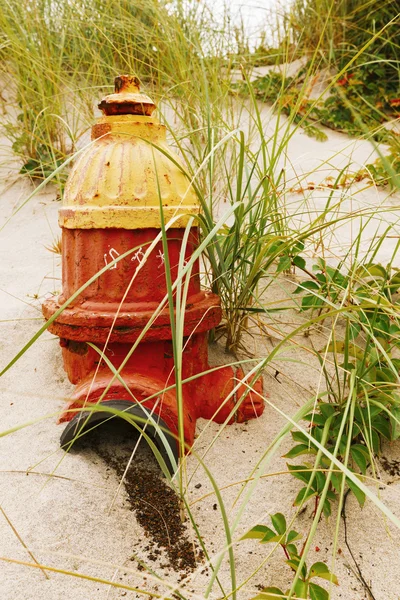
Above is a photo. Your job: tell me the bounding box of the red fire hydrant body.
[42,76,264,463]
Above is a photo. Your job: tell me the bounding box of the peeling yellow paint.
[60,103,199,229]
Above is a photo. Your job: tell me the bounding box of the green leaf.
[324,341,365,360]
[315,471,327,493]
[391,359,400,371]
[322,499,331,518]
[372,415,391,440]
[287,529,302,543]
[271,512,287,535]
[337,434,348,457]
[293,241,305,254]
[319,404,337,419]
[287,543,299,556]
[252,587,285,599]
[313,258,326,272]
[370,428,381,454]
[325,265,343,281]
[241,525,271,540]
[294,579,308,599]
[360,404,382,420]
[292,431,312,444]
[288,464,312,484]
[284,444,316,459]
[389,271,400,292]
[287,555,307,579]
[357,263,387,280]
[358,293,391,309]
[375,315,391,335]
[350,443,370,458]
[294,486,317,506]
[309,582,329,600]
[269,240,285,254]
[349,321,361,340]
[309,562,338,584]
[261,529,284,544]
[347,476,366,507]
[277,255,291,273]
[301,295,324,310]
[294,280,320,294]
[293,256,306,270]
[304,413,326,426]
[351,446,367,474]
[389,324,400,336]
[330,471,342,493]
[390,407,400,440]
[375,368,396,383]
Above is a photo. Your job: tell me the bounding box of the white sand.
[1,108,400,599]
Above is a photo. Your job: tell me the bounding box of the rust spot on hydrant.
[42,75,264,469]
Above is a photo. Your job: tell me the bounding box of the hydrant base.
[57,352,265,461]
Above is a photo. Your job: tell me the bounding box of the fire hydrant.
[42,75,264,468]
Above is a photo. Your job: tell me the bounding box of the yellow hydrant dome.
[59,76,199,230]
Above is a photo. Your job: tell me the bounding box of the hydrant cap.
[98,75,156,116]
[59,75,199,230]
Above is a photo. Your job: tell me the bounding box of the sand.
[1,104,400,600]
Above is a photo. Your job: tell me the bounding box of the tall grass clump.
[0,0,245,191]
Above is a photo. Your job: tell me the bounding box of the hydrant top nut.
[98,75,156,117]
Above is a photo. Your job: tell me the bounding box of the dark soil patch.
[77,418,203,572]
[381,456,400,478]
